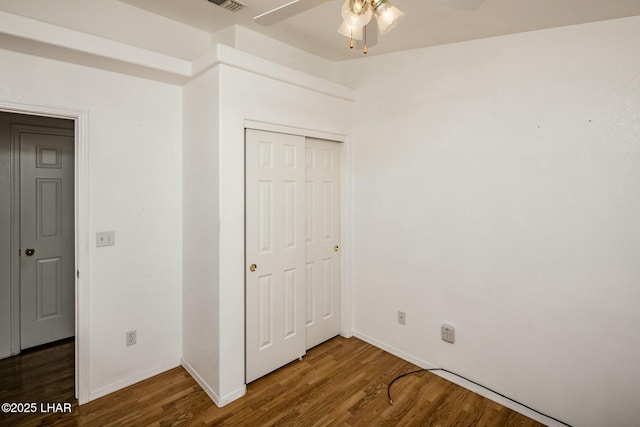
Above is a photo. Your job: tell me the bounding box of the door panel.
[18,126,75,350]
[36,257,62,320]
[246,129,306,383]
[258,274,273,350]
[305,138,341,349]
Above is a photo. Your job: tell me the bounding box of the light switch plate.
[96,231,115,247]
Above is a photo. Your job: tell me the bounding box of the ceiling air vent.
[207,0,247,12]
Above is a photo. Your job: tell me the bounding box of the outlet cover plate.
[398,311,406,325]
[441,324,455,344]
[96,231,115,247]
[126,330,137,346]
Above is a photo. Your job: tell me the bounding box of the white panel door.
[246,129,306,383]
[18,126,75,350]
[304,138,341,349]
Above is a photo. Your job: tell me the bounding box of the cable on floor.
[387,368,573,427]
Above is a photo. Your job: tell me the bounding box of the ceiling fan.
[254,0,487,54]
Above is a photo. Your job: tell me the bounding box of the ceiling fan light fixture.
[337,21,364,40]
[373,0,404,35]
[341,0,374,28]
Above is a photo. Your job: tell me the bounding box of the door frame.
[1,100,90,404]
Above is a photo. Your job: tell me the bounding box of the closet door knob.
[249,264,257,272]
[25,248,35,256]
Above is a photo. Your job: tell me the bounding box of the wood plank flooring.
[0,338,76,427]
[0,336,545,426]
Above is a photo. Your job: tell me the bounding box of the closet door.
[305,138,341,349]
[245,129,306,383]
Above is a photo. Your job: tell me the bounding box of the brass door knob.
[25,248,35,256]
[333,245,340,252]
[249,264,257,272]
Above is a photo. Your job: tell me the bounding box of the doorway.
[245,129,342,383]
[0,111,76,397]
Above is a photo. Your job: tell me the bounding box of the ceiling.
[118,0,640,61]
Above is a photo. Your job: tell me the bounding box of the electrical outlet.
[398,311,406,326]
[126,330,137,347]
[441,324,455,344]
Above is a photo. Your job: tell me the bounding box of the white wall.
[210,26,340,84]
[233,26,340,84]
[182,66,221,401]
[0,47,183,400]
[341,16,640,427]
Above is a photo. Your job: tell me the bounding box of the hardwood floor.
[0,337,545,426]
[0,338,76,427]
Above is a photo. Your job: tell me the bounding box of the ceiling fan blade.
[254,0,332,26]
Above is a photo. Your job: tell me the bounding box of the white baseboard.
[340,331,353,339]
[218,385,247,407]
[181,358,246,408]
[88,359,180,402]
[352,330,565,427]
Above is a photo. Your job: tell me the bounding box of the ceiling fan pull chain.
[363,25,367,54]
